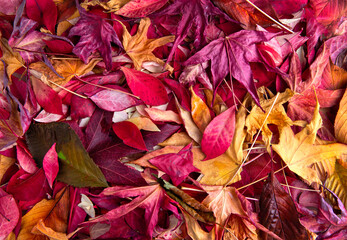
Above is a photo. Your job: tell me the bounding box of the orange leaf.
[335,89,347,144]
[190,86,211,132]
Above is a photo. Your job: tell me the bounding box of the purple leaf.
[201,106,236,160]
[42,143,59,188]
[69,4,122,70]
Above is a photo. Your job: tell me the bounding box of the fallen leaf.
[17,188,70,240]
[116,0,169,17]
[121,66,169,106]
[0,188,20,240]
[26,122,108,187]
[190,86,211,132]
[0,154,15,182]
[31,219,68,240]
[272,96,347,184]
[145,107,182,124]
[201,106,236,160]
[259,172,309,239]
[26,0,57,33]
[127,116,160,132]
[181,211,216,240]
[335,89,347,144]
[42,143,59,189]
[112,121,147,151]
[68,4,122,70]
[121,18,175,71]
[325,161,347,208]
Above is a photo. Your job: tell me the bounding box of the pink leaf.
[117,0,169,18]
[112,121,147,151]
[121,67,169,106]
[149,143,198,185]
[90,89,140,112]
[26,0,57,33]
[16,144,38,174]
[42,143,59,188]
[201,106,236,160]
[0,189,20,239]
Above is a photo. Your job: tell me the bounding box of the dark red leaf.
[112,121,148,151]
[26,0,57,33]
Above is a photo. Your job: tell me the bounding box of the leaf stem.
[245,0,294,34]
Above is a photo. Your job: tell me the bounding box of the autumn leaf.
[325,161,347,208]
[0,36,25,80]
[272,94,347,184]
[181,211,216,240]
[121,17,175,71]
[0,154,15,182]
[184,30,278,106]
[190,86,211,132]
[69,3,122,70]
[26,122,108,187]
[17,188,70,240]
[112,121,148,151]
[335,89,347,144]
[259,172,309,239]
[0,188,20,240]
[116,0,169,17]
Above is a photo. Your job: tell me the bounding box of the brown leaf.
[335,89,347,144]
[122,18,175,71]
[259,173,309,240]
[17,188,70,240]
[325,161,347,209]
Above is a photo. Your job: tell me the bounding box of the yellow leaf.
[190,86,211,132]
[18,188,69,240]
[158,132,197,147]
[122,18,175,72]
[127,116,160,131]
[272,98,347,184]
[32,219,68,240]
[182,211,215,240]
[56,10,80,36]
[145,107,182,124]
[81,0,130,12]
[29,58,99,89]
[0,155,15,182]
[5,232,16,240]
[335,89,347,144]
[245,88,295,149]
[203,89,227,115]
[325,161,347,209]
[0,36,25,81]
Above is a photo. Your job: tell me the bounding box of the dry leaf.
[31,219,68,240]
[272,97,347,184]
[325,161,347,208]
[158,132,197,146]
[190,86,211,132]
[0,154,15,182]
[122,18,175,71]
[335,89,347,144]
[127,116,160,131]
[182,211,216,240]
[17,188,69,240]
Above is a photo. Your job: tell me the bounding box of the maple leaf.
[121,17,175,71]
[68,4,122,70]
[272,95,347,184]
[153,0,229,63]
[184,30,277,106]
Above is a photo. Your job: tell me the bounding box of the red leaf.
[259,172,309,239]
[201,106,236,160]
[117,0,169,18]
[31,77,63,115]
[42,143,59,189]
[26,0,57,33]
[149,143,198,185]
[0,188,20,239]
[112,121,147,151]
[121,67,169,106]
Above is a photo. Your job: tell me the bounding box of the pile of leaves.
[0,0,346,239]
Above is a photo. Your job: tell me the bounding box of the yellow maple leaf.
[122,18,175,72]
[272,96,347,184]
[335,89,347,144]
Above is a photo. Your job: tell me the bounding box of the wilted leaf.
[0,36,25,80]
[26,122,108,187]
[259,172,309,240]
[17,188,69,240]
[201,106,236,160]
[122,17,174,71]
[31,219,68,240]
[335,89,347,144]
[182,211,215,240]
[121,66,169,106]
[272,97,347,184]
[0,154,15,182]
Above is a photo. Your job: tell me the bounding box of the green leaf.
[26,122,108,187]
